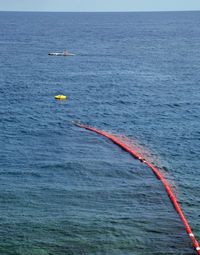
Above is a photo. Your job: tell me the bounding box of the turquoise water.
[0,11,199,255]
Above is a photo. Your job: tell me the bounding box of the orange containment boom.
[72,121,200,254]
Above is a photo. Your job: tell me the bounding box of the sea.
[0,11,199,255]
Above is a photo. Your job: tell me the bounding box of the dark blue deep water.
[0,11,200,255]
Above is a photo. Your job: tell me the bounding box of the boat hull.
[48,53,75,56]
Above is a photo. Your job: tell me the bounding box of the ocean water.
[0,11,200,255]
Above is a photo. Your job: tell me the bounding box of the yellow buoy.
[55,95,66,100]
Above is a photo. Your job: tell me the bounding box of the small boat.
[48,50,75,56]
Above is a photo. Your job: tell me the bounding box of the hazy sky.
[0,0,200,12]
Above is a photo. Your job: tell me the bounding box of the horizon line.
[0,9,200,13]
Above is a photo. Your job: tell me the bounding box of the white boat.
[48,50,75,56]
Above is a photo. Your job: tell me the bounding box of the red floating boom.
[72,121,200,254]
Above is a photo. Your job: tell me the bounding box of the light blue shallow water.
[0,11,200,255]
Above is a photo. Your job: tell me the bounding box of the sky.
[0,0,200,12]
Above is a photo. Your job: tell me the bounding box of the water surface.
[0,11,200,255]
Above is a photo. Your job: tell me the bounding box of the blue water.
[0,11,200,255]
